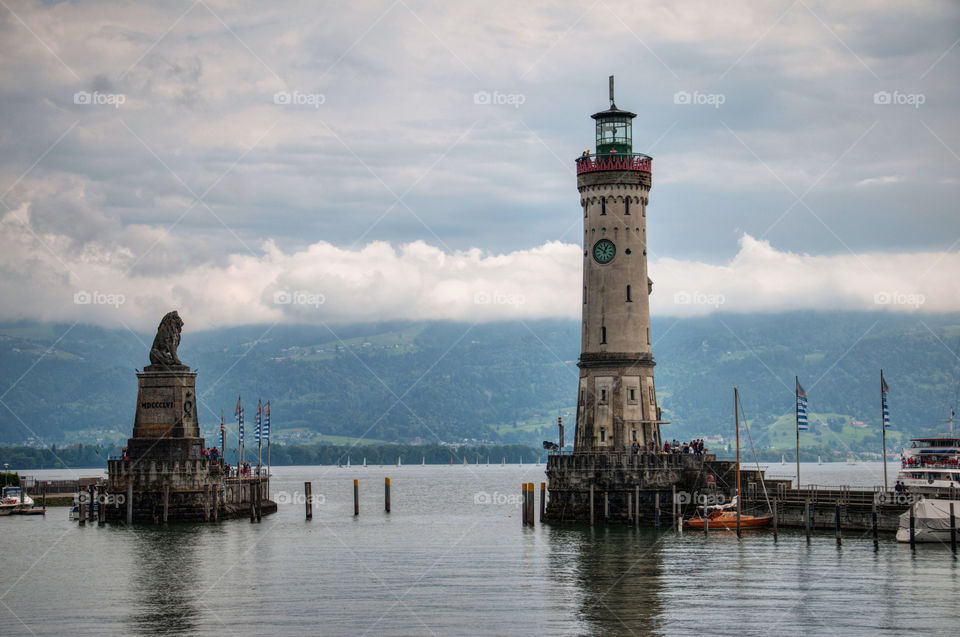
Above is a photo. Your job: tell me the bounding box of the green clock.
[593,239,616,264]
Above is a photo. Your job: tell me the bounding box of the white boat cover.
[899,498,960,531]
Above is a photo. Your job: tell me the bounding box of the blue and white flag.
[255,399,262,443]
[236,395,244,445]
[796,379,808,431]
[881,371,891,429]
[263,401,270,440]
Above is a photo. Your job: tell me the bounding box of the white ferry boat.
[898,436,960,492]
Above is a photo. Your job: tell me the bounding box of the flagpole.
[257,399,263,472]
[266,401,271,479]
[881,370,888,493]
[796,376,801,489]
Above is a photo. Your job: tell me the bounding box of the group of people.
[200,446,221,462]
[629,439,707,455]
[894,480,910,494]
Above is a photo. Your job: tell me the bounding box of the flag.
[796,379,808,431]
[255,399,262,443]
[236,395,244,445]
[881,371,891,429]
[263,401,270,440]
[220,410,225,450]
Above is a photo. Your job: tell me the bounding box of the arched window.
[601,326,607,344]
[625,197,630,216]
[601,197,606,215]
[626,285,632,302]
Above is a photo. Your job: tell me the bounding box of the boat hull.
[684,513,773,530]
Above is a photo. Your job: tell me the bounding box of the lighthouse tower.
[573,77,664,454]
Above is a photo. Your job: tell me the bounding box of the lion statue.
[149,310,185,367]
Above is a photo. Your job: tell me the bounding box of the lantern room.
[591,75,636,155]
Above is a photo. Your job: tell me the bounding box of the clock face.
[593,239,616,264]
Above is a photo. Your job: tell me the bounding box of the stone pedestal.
[133,365,199,440]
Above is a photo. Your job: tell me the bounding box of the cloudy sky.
[1,0,958,330]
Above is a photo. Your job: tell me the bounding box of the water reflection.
[125,526,203,635]
[549,526,664,636]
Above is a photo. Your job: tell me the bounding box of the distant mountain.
[0,313,958,452]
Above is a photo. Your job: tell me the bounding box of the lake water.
[1,462,957,636]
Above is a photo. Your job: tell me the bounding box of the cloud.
[1,195,956,331]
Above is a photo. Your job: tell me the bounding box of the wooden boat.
[683,386,773,531]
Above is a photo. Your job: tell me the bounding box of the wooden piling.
[603,491,609,525]
[655,492,661,530]
[249,482,256,523]
[772,500,778,541]
[529,483,535,526]
[98,491,105,526]
[804,500,811,540]
[385,477,391,513]
[213,484,219,522]
[353,479,359,516]
[834,502,842,545]
[256,481,262,522]
[671,485,677,529]
[950,502,956,555]
[871,503,878,550]
[305,481,313,520]
[909,504,915,548]
[42,484,46,514]
[126,483,133,525]
[539,482,545,523]
[163,485,169,524]
[203,485,210,522]
[627,491,633,524]
[589,484,594,527]
[88,486,95,522]
[521,483,527,525]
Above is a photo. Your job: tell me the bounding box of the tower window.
[600,428,606,443]
[580,390,585,404]
[600,388,607,403]
[647,328,650,345]
[601,197,606,215]
[629,388,636,402]
[625,198,630,215]
[601,327,607,344]
[626,285,632,302]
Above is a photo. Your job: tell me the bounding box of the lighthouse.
[573,76,665,454]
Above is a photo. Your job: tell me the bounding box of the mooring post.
[804,500,811,540]
[872,502,878,550]
[213,484,219,522]
[909,504,916,548]
[950,502,957,555]
[78,490,85,526]
[772,499,778,541]
[88,486,95,522]
[529,483,536,526]
[98,491,105,526]
[627,490,633,524]
[163,485,169,524]
[540,482,546,523]
[521,482,527,525]
[354,479,359,516]
[589,484,594,527]
[204,485,210,522]
[672,485,677,529]
[126,483,133,525]
[42,484,46,514]
[604,491,609,525]
[305,481,313,520]
[635,486,640,528]
[655,492,661,530]
[249,482,256,523]
[834,502,842,545]
[385,477,391,513]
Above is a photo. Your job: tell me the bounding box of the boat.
[362,458,367,468]
[1,486,35,516]
[781,454,785,465]
[818,456,822,465]
[396,457,401,467]
[896,498,960,543]
[684,387,772,531]
[898,436,960,492]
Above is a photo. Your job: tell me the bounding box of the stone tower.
[573,76,665,454]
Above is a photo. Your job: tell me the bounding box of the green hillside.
[0,313,957,453]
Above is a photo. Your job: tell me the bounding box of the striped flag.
[220,410,225,452]
[255,399,262,443]
[263,401,270,440]
[236,395,244,445]
[881,371,891,429]
[796,379,809,431]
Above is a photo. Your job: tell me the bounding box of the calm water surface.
[1,462,956,636]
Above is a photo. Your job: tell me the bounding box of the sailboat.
[818,456,822,465]
[684,387,773,531]
[347,457,351,468]
[463,457,467,466]
[501,458,505,466]
[781,454,785,465]
[422,456,425,466]
[536,456,541,467]
[362,457,367,468]
[397,456,401,467]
